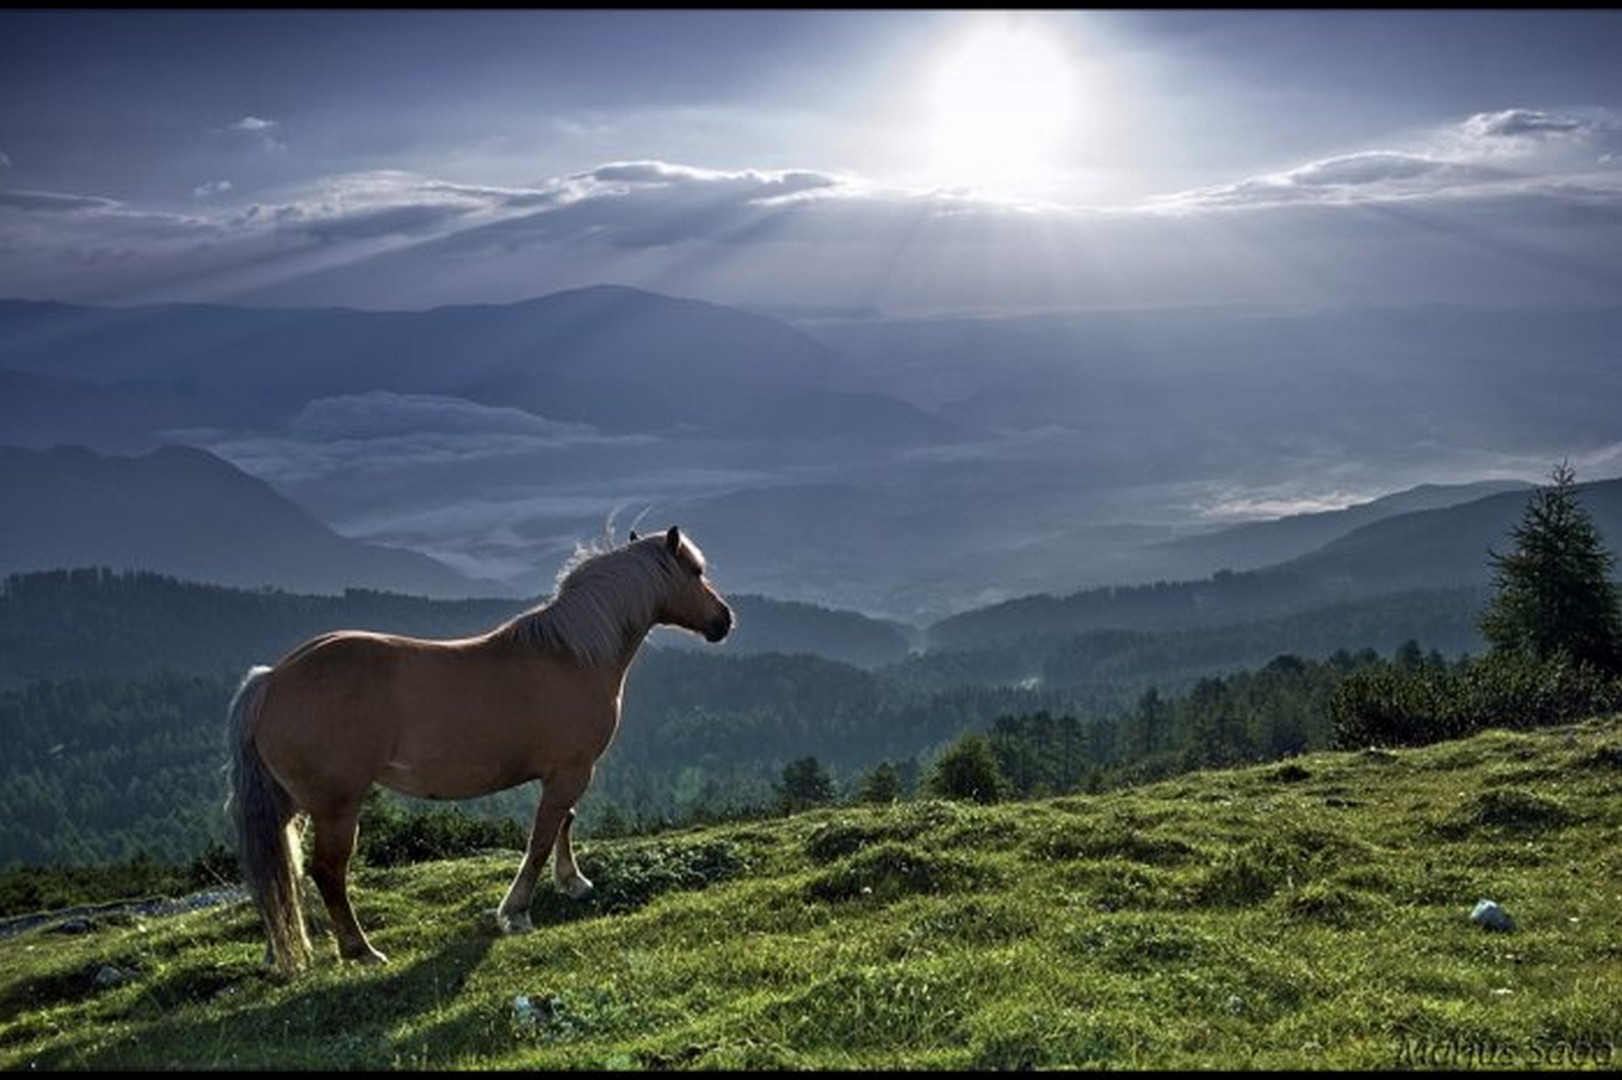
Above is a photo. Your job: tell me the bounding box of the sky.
[3,8,1621,316]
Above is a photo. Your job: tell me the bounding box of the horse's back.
[252,630,421,808]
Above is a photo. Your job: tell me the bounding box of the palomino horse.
[226,525,732,974]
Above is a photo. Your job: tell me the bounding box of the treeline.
[926,562,1485,654]
[0,656,1076,869]
[0,569,1510,870]
[0,639,1406,871]
[0,568,518,688]
[889,586,1487,696]
[0,570,913,690]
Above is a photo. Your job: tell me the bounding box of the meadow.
[2,714,1619,1070]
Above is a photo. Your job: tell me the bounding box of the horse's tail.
[225,665,311,975]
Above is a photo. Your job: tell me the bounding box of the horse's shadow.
[29,926,500,1069]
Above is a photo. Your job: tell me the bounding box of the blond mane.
[499,531,704,665]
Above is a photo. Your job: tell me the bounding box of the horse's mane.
[497,533,694,665]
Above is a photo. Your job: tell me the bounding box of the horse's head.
[633,525,733,643]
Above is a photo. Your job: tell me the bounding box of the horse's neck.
[520,577,660,671]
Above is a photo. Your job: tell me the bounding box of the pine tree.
[777,756,837,814]
[1480,462,1622,674]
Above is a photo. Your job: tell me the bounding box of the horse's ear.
[665,525,681,552]
[628,529,639,543]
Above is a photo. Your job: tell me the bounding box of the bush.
[357,792,526,867]
[1331,651,1621,749]
[924,733,1010,804]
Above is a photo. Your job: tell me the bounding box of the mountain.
[0,286,848,439]
[1275,475,1622,594]
[925,477,1622,651]
[653,593,916,668]
[1147,479,1534,578]
[0,444,509,598]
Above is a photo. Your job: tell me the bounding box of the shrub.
[357,792,526,867]
[1331,651,1620,749]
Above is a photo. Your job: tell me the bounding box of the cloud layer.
[2,107,1618,313]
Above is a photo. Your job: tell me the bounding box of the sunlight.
[923,14,1082,199]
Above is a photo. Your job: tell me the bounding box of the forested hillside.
[0,566,1491,869]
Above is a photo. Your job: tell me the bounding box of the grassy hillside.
[3,715,1619,1070]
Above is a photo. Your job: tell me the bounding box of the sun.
[923,15,1081,199]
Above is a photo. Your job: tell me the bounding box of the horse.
[225,525,733,974]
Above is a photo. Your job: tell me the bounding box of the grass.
[3,715,1620,1070]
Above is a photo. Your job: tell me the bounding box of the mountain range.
[2,287,1617,625]
[1,440,1601,657]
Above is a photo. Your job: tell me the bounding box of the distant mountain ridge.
[0,444,509,599]
[1150,479,1534,577]
[1276,476,1622,592]
[925,476,1622,651]
[0,286,847,439]
[8,441,1608,653]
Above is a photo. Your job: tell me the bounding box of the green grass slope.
[3,715,1620,1070]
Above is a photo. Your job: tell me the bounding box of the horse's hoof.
[559,874,595,900]
[344,946,389,966]
[496,910,533,934]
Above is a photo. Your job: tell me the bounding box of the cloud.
[286,391,605,442]
[220,115,287,154]
[179,394,766,586]
[177,391,639,489]
[1196,491,1374,523]
[1154,152,1518,211]
[1440,107,1622,167]
[3,103,1621,313]
[1461,108,1590,142]
[0,189,225,264]
[265,170,558,242]
[463,161,853,249]
[1157,107,1622,214]
[0,189,123,214]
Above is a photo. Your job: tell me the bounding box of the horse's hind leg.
[552,808,593,899]
[309,805,388,965]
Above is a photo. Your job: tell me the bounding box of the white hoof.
[496,909,533,934]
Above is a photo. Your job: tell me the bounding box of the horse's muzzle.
[704,606,734,643]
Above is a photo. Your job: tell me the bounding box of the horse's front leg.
[496,766,592,934]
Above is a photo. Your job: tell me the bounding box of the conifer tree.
[777,756,837,814]
[1480,462,1622,674]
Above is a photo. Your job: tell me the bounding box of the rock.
[1469,899,1516,932]
[94,965,128,987]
